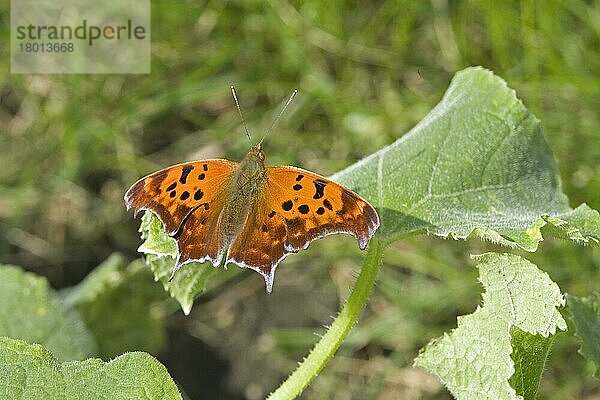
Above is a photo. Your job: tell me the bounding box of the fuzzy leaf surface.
[414,253,566,400]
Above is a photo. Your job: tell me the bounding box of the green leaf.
[414,253,566,400]
[145,254,218,316]
[0,337,182,400]
[333,67,599,250]
[509,328,555,400]
[138,210,178,257]
[0,265,96,361]
[566,292,600,379]
[62,254,169,359]
[140,211,219,315]
[138,212,240,315]
[543,204,600,245]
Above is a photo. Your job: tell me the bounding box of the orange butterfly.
[125,90,380,292]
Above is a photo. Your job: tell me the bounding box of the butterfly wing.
[125,159,237,267]
[227,166,380,291]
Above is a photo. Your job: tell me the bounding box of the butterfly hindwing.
[227,166,380,291]
[173,189,230,267]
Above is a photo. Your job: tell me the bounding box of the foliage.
[567,293,600,379]
[414,253,566,400]
[0,265,95,361]
[0,261,178,398]
[333,67,598,248]
[0,337,181,400]
[1,1,599,398]
[61,254,169,359]
[135,68,599,399]
[138,212,219,315]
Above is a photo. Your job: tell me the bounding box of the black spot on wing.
[293,184,302,191]
[167,182,177,191]
[282,200,293,211]
[198,173,205,180]
[180,191,190,200]
[313,179,326,199]
[298,204,309,214]
[296,174,304,181]
[194,189,204,200]
[170,191,177,198]
[316,207,325,215]
[203,164,208,171]
[323,199,333,210]
[180,165,194,184]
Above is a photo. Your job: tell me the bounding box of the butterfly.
[124,91,380,292]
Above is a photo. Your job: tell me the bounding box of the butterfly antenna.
[230,85,252,144]
[263,89,298,142]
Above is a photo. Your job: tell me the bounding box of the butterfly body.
[125,142,379,292]
[218,144,267,256]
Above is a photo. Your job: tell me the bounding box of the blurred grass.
[0,0,599,399]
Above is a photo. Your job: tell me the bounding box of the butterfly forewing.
[125,159,237,236]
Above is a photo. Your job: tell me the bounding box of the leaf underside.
[414,253,567,400]
[139,212,218,315]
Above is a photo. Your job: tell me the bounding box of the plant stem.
[267,239,385,400]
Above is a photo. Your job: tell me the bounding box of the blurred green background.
[1,1,599,399]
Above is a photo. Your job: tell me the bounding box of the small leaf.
[414,253,566,400]
[139,210,178,256]
[139,210,219,315]
[62,254,169,359]
[333,67,599,250]
[0,337,182,400]
[145,253,218,315]
[566,292,600,379]
[509,327,555,400]
[0,265,96,361]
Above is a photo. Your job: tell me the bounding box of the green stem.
[267,239,385,400]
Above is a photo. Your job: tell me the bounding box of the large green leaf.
[414,253,566,400]
[0,337,181,400]
[566,292,600,379]
[0,265,95,361]
[333,67,599,250]
[61,254,169,359]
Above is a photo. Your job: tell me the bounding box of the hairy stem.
[267,239,385,399]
